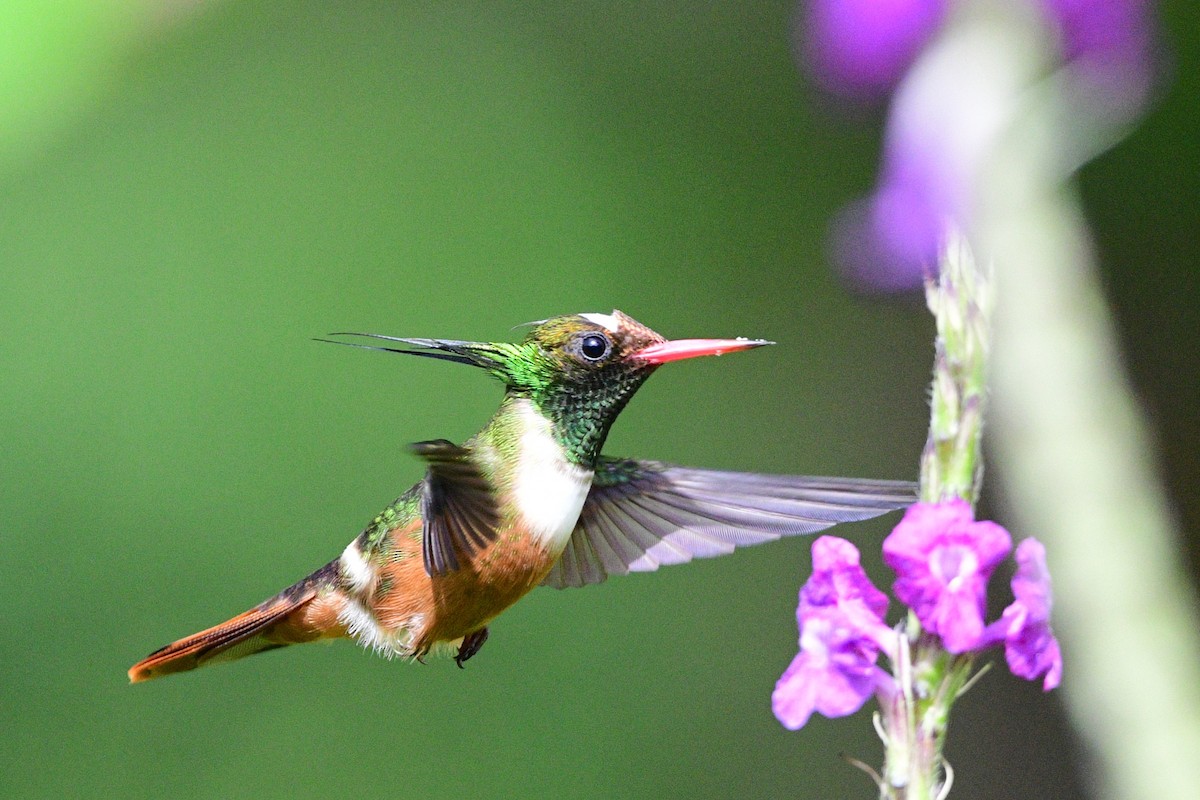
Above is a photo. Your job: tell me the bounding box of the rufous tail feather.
[128,562,343,683]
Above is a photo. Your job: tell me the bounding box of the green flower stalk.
[878,235,994,800]
[773,236,1061,800]
[920,232,991,506]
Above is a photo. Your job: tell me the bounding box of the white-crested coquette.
[130,310,913,682]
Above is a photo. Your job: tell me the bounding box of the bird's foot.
[455,627,489,668]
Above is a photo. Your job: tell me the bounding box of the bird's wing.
[541,457,915,589]
[413,439,502,576]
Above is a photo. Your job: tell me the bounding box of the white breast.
[509,400,593,551]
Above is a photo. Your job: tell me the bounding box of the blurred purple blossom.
[1039,0,1158,109]
[985,538,1064,690]
[772,537,896,729]
[832,142,955,292]
[799,0,1162,292]
[883,501,1013,653]
[797,0,948,100]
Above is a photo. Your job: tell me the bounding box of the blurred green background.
[1,2,1195,798]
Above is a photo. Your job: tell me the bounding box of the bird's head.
[323,310,771,464]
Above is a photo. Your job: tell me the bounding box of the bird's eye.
[576,332,612,363]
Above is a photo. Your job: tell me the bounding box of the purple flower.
[1038,0,1158,111]
[799,537,891,632]
[773,611,893,729]
[830,64,976,294]
[985,538,1064,690]
[797,0,948,100]
[814,0,1162,293]
[831,147,955,292]
[773,537,896,729]
[883,501,1012,653]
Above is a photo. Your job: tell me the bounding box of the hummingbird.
[129,310,913,682]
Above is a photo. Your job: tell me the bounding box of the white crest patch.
[339,540,374,594]
[510,400,593,551]
[579,312,619,332]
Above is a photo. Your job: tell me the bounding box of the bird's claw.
[455,627,489,668]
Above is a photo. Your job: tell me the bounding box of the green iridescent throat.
[529,368,651,467]
[489,342,654,468]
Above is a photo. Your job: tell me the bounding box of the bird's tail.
[128,562,344,683]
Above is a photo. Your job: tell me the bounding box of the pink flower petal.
[773,537,894,729]
[883,501,1012,652]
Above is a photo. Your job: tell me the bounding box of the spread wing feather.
[542,458,915,589]
[414,439,502,576]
